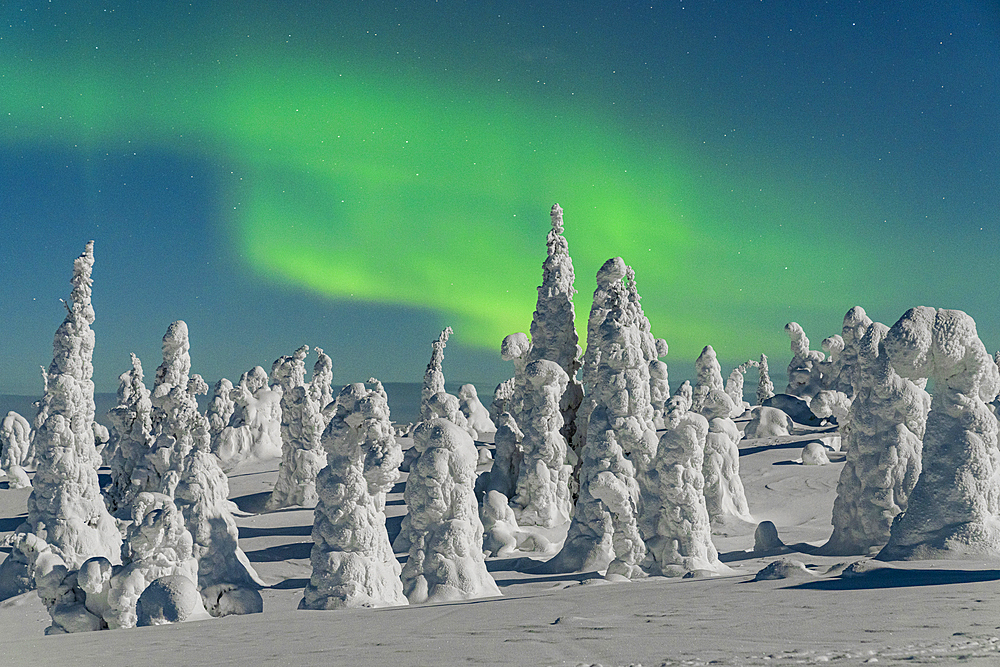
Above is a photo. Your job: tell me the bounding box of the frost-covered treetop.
[886,307,1000,400]
[271,345,309,391]
[49,240,96,383]
[152,321,191,404]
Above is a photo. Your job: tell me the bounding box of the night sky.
[2,1,998,395]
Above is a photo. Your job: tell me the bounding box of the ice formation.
[458,383,496,439]
[837,306,875,398]
[641,409,728,576]
[801,442,831,465]
[877,307,1000,560]
[211,365,283,471]
[544,267,656,577]
[267,346,328,511]
[399,419,500,603]
[510,360,573,528]
[757,354,775,404]
[1,411,32,489]
[0,242,122,600]
[526,203,584,443]
[784,322,825,401]
[300,380,407,610]
[103,354,155,515]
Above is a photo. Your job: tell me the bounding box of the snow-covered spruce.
[308,347,336,421]
[526,203,584,444]
[485,411,523,500]
[543,271,656,577]
[267,346,328,511]
[300,380,406,610]
[104,353,155,515]
[649,340,671,429]
[510,359,573,528]
[0,242,122,600]
[399,418,500,603]
[641,409,729,577]
[691,346,753,529]
[784,322,825,401]
[878,307,1000,560]
[143,321,262,601]
[420,327,453,421]
[0,411,32,489]
[205,378,235,441]
[457,383,496,440]
[757,354,775,405]
[572,257,628,457]
[824,316,929,556]
[211,365,282,471]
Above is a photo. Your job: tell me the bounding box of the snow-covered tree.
[878,307,1000,560]
[104,354,155,514]
[0,411,31,489]
[641,409,729,577]
[399,418,500,603]
[300,380,406,609]
[267,346,328,510]
[0,242,122,600]
[510,360,573,528]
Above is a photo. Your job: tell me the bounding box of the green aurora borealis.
[2,1,998,392]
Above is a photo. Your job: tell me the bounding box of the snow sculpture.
[673,380,693,413]
[420,327,453,421]
[526,203,584,444]
[544,270,655,577]
[877,307,1000,560]
[267,346,328,511]
[205,378,235,439]
[1,411,32,489]
[212,365,283,471]
[0,242,122,600]
[641,409,729,577]
[784,322,825,401]
[837,306,875,398]
[757,354,775,404]
[104,354,155,515]
[399,418,500,603]
[810,389,851,424]
[510,360,573,528]
[300,380,406,610]
[458,384,496,439]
